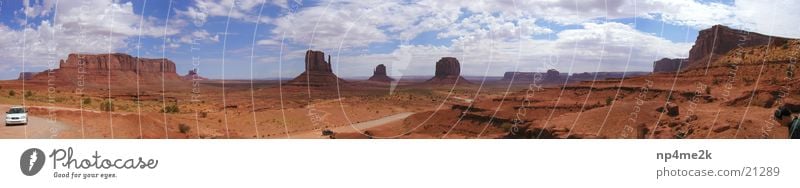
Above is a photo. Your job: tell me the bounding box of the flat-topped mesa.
[426,57,470,84]
[286,50,345,86]
[682,25,792,70]
[29,53,183,89]
[653,58,686,73]
[367,64,394,82]
[502,69,566,84]
[59,53,177,73]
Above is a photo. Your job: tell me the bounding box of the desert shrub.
[162,104,180,113]
[681,92,697,100]
[82,98,91,105]
[24,90,33,98]
[605,97,613,106]
[499,122,514,132]
[705,86,711,95]
[8,90,15,96]
[178,123,191,134]
[100,99,114,112]
[198,111,207,118]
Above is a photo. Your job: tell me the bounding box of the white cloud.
[732,0,800,38]
[178,30,220,44]
[328,22,691,77]
[638,0,800,38]
[0,0,181,73]
[177,0,274,25]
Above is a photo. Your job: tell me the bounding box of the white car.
[5,106,28,126]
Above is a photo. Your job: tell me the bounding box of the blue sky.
[0,0,797,80]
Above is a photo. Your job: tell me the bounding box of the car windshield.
[8,108,25,114]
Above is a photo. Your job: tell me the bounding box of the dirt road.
[0,105,71,138]
[290,112,414,138]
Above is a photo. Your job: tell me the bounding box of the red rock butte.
[286,50,345,87]
[30,53,182,88]
[425,57,470,84]
[655,25,792,72]
[367,64,394,82]
[181,68,208,81]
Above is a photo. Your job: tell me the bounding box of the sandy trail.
[0,105,71,138]
[290,112,414,138]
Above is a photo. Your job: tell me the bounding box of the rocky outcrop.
[181,69,208,80]
[426,57,469,84]
[652,58,686,73]
[656,102,680,117]
[367,64,393,82]
[17,72,37,80]
[652,25,793,72]
[680,25,791,70]
[286,50,345,86]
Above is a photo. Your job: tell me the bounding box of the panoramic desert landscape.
[1,24,798,139]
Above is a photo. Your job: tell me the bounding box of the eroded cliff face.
[29,53,183,91]
[304,50,332,73]
[59,53,177,73]
[434,57,460,78]
[683,25,791,70]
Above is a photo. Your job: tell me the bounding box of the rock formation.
[502,72,533,80]
[426,57,469,84]
[657,25,792,71]
[58,53,177,73]
[181,69,208,80]
[652,58,686,73]
[544,69,560,80]
[656,102,680,117]
[367,64,393,82]
[30,53,182,87]
[286,50,345,86]
[17,72,37,80]
[502,69,565,83]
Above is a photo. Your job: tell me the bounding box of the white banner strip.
[0,140,796,187]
